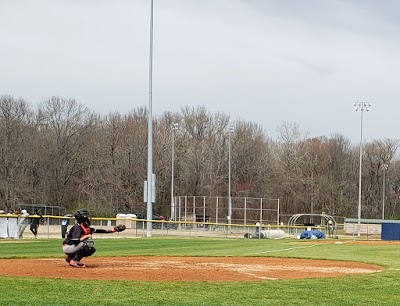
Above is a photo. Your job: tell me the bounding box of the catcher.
[62,209,126,268]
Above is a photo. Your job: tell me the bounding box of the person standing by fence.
[18,209,30,238]
[61,214,72,238]
[30,209,43,238]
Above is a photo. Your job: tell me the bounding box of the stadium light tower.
[146,0,154,237]
[228,125,234,225]
[170,122,179,221]
[354,102,372,237]
[382,164,388,220]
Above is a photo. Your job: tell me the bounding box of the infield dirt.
[0,256,383,281]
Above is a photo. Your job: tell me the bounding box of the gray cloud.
[1,0,399,142]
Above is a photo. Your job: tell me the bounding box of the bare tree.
[38,96,97,206]
[363,139,400,218]
[2,94,400,222]
[0,95,35,209]
[78,108,148,216]
[298,137,330,215]
[178,106,216,196]
[231,120,271,197]
[324,134,355,216]
[273,122,304,215]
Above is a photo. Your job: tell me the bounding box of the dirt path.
[0,256,383,281]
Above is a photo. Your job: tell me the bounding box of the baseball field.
[0,237,399,305]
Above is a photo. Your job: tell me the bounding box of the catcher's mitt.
[114,224,126,232]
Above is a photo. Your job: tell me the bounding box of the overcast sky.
[1,0,399,143]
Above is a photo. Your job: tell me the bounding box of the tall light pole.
[354,102,372,237]
[382,164,388,220]
[146,0,154,237]
[228,126,234,225]
[170,123,179,221]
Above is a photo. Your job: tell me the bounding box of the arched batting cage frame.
[288,213,338,238]
[171,196,280,226]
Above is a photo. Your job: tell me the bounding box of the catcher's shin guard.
[73,254,83,261]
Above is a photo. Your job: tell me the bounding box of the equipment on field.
[244,229,285,239]
[298,230,325,239]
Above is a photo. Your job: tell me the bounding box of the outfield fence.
[0,214,385,240]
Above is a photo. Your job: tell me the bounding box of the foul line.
[244,244,319,256]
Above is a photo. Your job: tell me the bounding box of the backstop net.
[172,196,279,226]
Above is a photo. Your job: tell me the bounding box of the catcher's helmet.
[75,209,91,226]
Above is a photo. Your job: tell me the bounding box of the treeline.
[0,95,399,220]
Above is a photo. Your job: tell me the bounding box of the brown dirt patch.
[0,256,383,281]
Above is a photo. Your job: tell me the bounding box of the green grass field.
[0,238,399,306]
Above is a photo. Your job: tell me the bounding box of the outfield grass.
[0,238,399,305]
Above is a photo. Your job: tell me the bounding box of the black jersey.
[62,223,108,245]
[63,223,90,245]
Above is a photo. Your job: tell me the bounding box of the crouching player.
[62,209,125,267]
